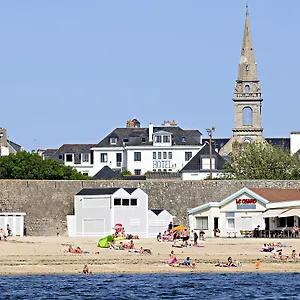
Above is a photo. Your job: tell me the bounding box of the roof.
[76,188,120,195]
[7,139,22,152]
[123,188,138,194]
[181,143,226,172]
[76,187,138,196]
[43,149,58,159]
[201,137,290,152]
[96,126,202,147]
[92,166,118,180]
[150,209,164,216]
[251,188,300,202]
[49,144,96,164]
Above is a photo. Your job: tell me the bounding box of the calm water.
[1,273,300,299]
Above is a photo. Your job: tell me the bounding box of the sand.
[0,236,299,275]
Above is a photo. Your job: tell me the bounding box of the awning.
[262,209,288,218]
[278,208,300,218]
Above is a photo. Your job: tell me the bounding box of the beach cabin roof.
[76,187,139,196]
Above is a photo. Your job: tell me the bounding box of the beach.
[1,236,300,275]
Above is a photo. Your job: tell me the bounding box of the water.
[1,273,300,299]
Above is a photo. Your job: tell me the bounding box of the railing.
[235,92,261,98]
[116,162,122,167]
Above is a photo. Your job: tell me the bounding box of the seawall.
[1,179,300,236]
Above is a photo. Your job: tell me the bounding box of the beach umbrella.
[112,223,123,229]
[172,225,187,231]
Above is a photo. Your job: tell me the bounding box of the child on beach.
[255,259,261,270]
[82,264,93,275]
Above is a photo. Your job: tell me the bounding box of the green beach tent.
[97,235,114,248]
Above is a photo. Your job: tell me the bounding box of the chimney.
[149,123,153,142]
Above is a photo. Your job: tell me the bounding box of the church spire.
[237,9,258,81]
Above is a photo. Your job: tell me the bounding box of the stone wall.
[1,179,300,236]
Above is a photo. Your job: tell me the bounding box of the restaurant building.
[188,188,300,238]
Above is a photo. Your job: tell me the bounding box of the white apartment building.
[46,119,204,177]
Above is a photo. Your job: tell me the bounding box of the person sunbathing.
[291,250,297,260]
[168,250,177,265]
[82,264,93,275]
[125,240,135,250]
[115,242,125,250]
[76,247,84,254]
[68,245,76,253]
[140,247,151,255]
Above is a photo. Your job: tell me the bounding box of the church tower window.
[244,85,250,93]
[242,107,253,126]
[245,65,249,71]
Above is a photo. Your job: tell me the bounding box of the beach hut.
[67,187,149,238]
[148,209,174,237]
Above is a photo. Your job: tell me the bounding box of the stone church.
[218,10,265,155]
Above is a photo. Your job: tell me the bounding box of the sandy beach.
[0,236,300,275]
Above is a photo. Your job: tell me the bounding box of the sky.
[1,1,300,151]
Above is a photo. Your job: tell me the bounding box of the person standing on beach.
[56,227,60,237]
[193,230,198,246]
[168,221,173,232]
[7,224,12,236]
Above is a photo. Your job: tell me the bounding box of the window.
[155,136,162,143]
[226,212,235,218]
[227,218,235,229]
[168,152,172,159]
[245,65,249,71]
[134,152,141,161]
[114,198,121,206]
[141,137,146,143]
[181,136,186,143]
[242,107,253,126]
[123,138,129,143]
[58,155,63,160]
[66,154,73,162]
[82,153,89,162]
[158,152,162,159]
[196,217,208,229]
[153,152,156,159]
[82,172,89,176]
[163,152,167,159]
[185,152,192,161]
[244,85,250,93]
[122,199,129,206]
[163,136,170,143]
[110,137,117,145]
[134,169,141,175]
[202,158,216,170]
[100,153,108,162]
[130,199,137,206]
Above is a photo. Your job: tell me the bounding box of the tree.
[119,170,132,177]
[0,152,90,180]
[221,142,300,180]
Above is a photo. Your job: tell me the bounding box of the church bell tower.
[220,9,264,155]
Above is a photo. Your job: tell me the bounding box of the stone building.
[0,127,22,156]
[220,9,264,155]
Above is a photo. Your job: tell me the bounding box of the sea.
[1,273,299,299]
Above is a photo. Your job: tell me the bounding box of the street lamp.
[206,126,216,179]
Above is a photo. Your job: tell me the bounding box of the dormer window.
[155,136,162,143]
[110,137,117,145]
[181,136,186,143]
[163,136,170,143]
[153,131,172,146]
[123,138,129,143]
[141,137,146,143]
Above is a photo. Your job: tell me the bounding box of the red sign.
[236,198,257,204]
